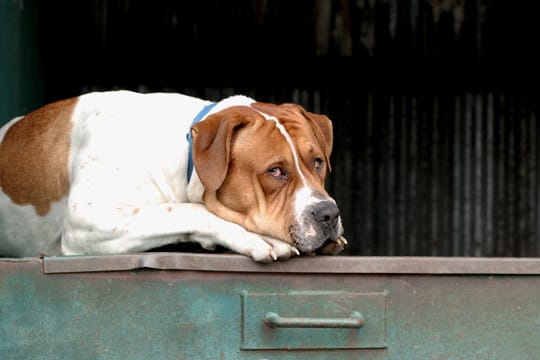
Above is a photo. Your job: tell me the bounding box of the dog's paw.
[318,236,348,255]
[247,242,279,263]
[262,236,300,261]
[245,235,299,263]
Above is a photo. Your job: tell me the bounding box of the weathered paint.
[242,291,384,350]
[1,254,539,359]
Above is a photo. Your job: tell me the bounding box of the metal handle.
[264,311,364,329]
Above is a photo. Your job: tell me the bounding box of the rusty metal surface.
[42,252,540,274]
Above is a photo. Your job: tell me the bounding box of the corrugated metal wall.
[324,91,540,256]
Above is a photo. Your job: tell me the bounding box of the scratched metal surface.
[1,254,539,359]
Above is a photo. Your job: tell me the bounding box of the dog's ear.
[191,107,252,191]
[301,109,334,173]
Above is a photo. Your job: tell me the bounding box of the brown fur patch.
[0,97,77,215]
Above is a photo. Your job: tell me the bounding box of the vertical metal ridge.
[326,90,538,257]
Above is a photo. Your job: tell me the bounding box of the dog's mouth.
[296,238,338,256]
[291,232,330,254]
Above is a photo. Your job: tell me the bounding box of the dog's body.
[0,91,345,262]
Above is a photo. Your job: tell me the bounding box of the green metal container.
[1,254,539,359]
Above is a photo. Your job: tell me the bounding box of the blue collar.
[186,102,217,182]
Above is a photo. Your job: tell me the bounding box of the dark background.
[38,0,538,98]
[34,0,540,256]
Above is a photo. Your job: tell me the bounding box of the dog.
[0,90,346,262]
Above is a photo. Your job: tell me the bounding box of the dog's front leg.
[63,203,297,262]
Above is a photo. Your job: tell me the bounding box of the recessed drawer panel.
[241,291,387,350]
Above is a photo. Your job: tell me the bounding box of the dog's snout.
[312,201,340,225]
[293,199,343,253]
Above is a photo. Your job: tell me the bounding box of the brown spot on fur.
[0,97,77,216]
[133,208,140,215]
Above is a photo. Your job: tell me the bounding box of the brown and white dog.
[0,91,346,262]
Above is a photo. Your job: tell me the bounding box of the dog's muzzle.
[292,200,343,253]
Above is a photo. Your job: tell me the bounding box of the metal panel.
[241,291,386,350]
[42,253,540,274]
[1,255,540,359]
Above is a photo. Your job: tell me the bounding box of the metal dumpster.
[1,253,539,359]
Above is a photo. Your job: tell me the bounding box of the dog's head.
[191,101,344,254]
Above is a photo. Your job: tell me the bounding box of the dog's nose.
[312,201,340,226]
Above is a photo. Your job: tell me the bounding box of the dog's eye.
[313,158,324,171]
[268,167,288,180]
